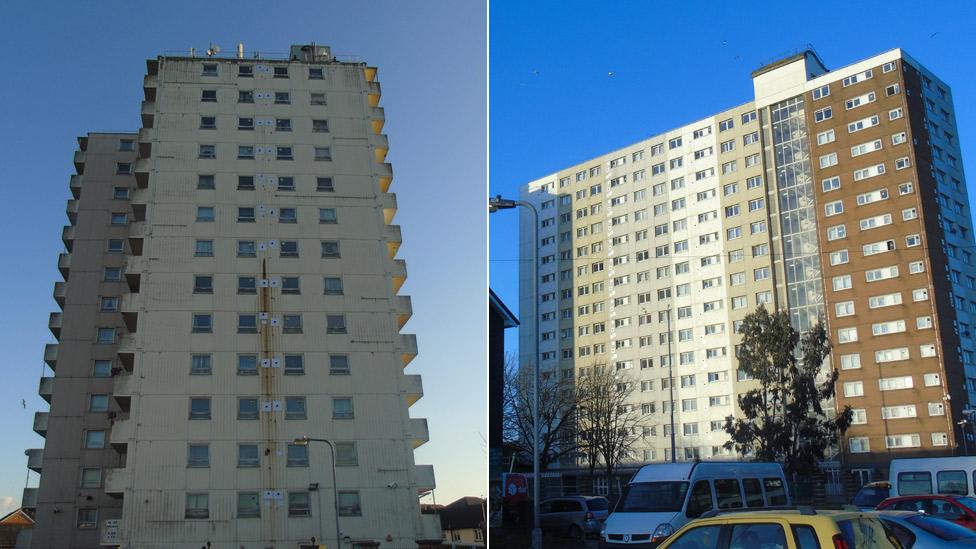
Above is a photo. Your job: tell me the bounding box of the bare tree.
[502,354,579,471]
[576,365,644,500]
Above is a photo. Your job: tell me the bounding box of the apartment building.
[519,48,975,480]
[25,44,439,548]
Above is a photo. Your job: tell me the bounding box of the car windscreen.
[853,486,890,507]
[615,481,690,513]
[905,514,976,540]
[957,497,976,513]
[587,498,610,511]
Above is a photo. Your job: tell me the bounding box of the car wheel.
[568,524,584,540]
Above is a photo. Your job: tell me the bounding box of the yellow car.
[656,508,904,549]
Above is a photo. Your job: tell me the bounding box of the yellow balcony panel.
[38,376,53,404]
[398,333,418,367]
[385,224,401,259]
[372,133,389,163]
[391,259,407,295]
[403,374,423,407]
[367,81,381,107]
[394,294,412,330]
[408,417,429,449]
[364,66,377,82]
[369,107,385,134]
[381,193,398,225]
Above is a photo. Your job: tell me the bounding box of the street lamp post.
[489,195,542,549]
[295,436,342,549]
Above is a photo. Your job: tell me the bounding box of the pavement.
[489,529,599,548]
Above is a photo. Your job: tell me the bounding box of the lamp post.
[666,305,676,463]
[295,436,342,549]
[488,194,542,549]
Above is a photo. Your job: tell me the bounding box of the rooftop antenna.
[237,43,244,59]
[189,47,196,57]
[206,43,220,57]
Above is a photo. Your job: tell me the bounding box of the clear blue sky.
[0,0,486,513]
[490,0,976,356]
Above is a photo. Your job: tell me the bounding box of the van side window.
[792,525,821,549]
[898,472,933,495]
[937,471,968,495]
[763,478,787,505]
[686,480,713,518]
[742,478,764,507]
[715,479,743,509]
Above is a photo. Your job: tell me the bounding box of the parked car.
[853,481,892,511]
[655,508,902,549]
[877,495,976,531]
[876,510,976,548]
[889,457,976,497]
[539,495,610,539]
[600,461,790,547]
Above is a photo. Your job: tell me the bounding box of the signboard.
[100,519,119,545]
[502,473,528,503]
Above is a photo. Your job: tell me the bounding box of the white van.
[600,461,790,547]
[889,456,976,497]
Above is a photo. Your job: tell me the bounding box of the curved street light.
[295,435,342,549]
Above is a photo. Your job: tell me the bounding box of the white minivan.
[889,456,976,497]
[599,461,790,547]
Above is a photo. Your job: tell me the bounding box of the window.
[315,147,332,161]
[843,381,864,397]
[107,239,124,253]
[196,206,215,222]
[191,354,211,375]
[198,144,215,159]
[278,176,295,191]
[77,508,97,529]
[837,327,858,344]
[279,208,297,224]
[851,139,882,157]
[237,444,260,468]
[118,139,134,152]
[308,66,324,79]
[113,187,130,199]
[310,92,327,105]
[89,394,109,412]
[816,129,835,146]
[835,301,854,317]
[824,200,843,216]
[238,314,257,334]
[327,314,347,334]
[316,177,335,192]
[333,397,354,419]
[895,156,911,170]
[845,91,877,110]
[193,275,213,294]
[288,492,311,517]
[742,110,757,124]
[826,224,846,241]
[186,493,209,519]
[238,90,254,103]
[849,437,870,453]
[273,66,289,78]
[285,397,307,420]
[189,397,211,420]
[879,376,913,391]
[201,89,217,102]
[104,267,122,281]
[321,241,340,258]
[819,152,838,168]
[814,107,832,122]
[237,492,260,518]
[282,314,303,334]
[889,107,903,120]
[237,240,256,258]
[187,444,209,468]
[199,116,216,130]
[832,275,852,291]
[93,360,112,377]
[191,313,212,333]
[279,241,299,258]
[275,118,292,132]
[330,355,350,375]
[317,208,339,224]
[848,115,881,133]
[96,327,115,344]
[80,468,102,488]
[84,430,106,448]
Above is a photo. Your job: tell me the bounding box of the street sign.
[502,473,528,503]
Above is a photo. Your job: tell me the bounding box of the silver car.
[539,496,610,539]
[877,510,976,548]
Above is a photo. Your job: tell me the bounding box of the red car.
[877,495,976,531]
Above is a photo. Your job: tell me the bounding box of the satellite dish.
[206,43,221,57]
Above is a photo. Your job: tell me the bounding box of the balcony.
[43,344,58,370]
[104,467,129,497]
[137,126,155,144]
[117,334,137,372]
[131,202,146,222]
[377,162,393,193]
[391,259,407,295]
[133,157,150,188]
[22,488,36,509]
[26,449,43,473]
[137,141,152,160]
[403,374,423,407]
[57,253,70,279]
[364,66,377,82]
[121,311,138,334]
[381,193,398,225]
[66,199,78,224]
[61,225,74,253]
[371,133,389,164]
[385,224,401,259]
[369,106,385,134]
[367,81,381,107]
[140,100,154,128]
[109,418,133,452]
[394,295,412,330]
[419,512,442,541]
[38,377,53,403]
[143,81,157,102]
[125,271,141,294]
[73,150,85,174]
[48,312,62,340]
[53,281,65,309]
[77,135,88,151]
[146,59,158,76]
[120,293,142,313]
[408,417,429,449]
[33,412,48,438]
[69,174,82,199]
[415,464,436,494]
[113,377,132,413]
[398,333,418,367]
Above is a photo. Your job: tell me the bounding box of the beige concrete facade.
[27,45,438,548]
[519,48,975,479]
